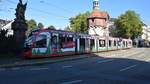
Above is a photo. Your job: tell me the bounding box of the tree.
[113,10,142,39]
[11,0,27,53]
[27,19,37,31]
[0,29,15,54]
[69,12,90,33]
[48,25,56,30]
[26,19,37,36]
[38,22,44,29]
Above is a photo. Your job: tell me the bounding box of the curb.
[0,55,90,68]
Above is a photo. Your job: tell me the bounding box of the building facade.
[0,19,14,36]
[139,24,150,47]
[87,0,109,37]
[0,19,11,28]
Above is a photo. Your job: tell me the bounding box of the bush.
[0,29,16,54]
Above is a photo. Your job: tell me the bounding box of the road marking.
[62,80,83,84]
[62,65,73,68]
[121,52,143,58]
[146,59,150,62]
[11,67,20,70]
[98,50,141,58]
[97,59,114,64]
[120,65,137,72]
[30,68,49,70]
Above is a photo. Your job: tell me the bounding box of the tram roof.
[31,28,90,36]
[29,28,132,40]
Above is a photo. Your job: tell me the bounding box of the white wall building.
[1,21,14,36]
[141,25,150,41]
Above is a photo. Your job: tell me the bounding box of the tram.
[23,28,132,58]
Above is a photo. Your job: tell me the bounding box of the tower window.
[92,19,94,22]
[96,2,99,6]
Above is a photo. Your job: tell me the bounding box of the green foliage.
[26,19,37,35]
[113,10,142,39]
[38,22,44,29]
[27,19,37,31]
[48,25,56,30]
[69,12,90,33]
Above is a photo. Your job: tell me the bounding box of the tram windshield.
[24,36,33,50]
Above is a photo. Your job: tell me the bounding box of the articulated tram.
[23,28,132,58]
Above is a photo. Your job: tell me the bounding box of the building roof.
[88,9,109,19]
[0,19,12,28]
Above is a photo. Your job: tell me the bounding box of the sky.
[0,0,150,29]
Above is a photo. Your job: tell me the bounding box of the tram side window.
[35,35,47,48]
[90,39,95,46]
[51,35,58,48]
[51,35,57,44]
[109,40,112,47]
[59,35,74,48]
[99,40,105,47]
[129,41,132,45]
[59,35,66,48]
[126,41,128,47]
[123,41,125,46]
[114,40,116,46]
[118,41,121,46]
[67,37,73,42]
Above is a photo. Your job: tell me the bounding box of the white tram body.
[23,29,132,58]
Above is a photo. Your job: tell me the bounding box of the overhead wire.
[28,7,69,20]
[39,0,74,14]
[5,0,70,20]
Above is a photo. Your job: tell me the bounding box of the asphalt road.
[0,48,150,84]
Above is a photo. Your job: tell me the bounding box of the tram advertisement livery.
[23,29,132,58]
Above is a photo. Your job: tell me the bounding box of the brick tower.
[87,0,109,37]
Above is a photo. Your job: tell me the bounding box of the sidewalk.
[0,54,91,68]
[0,48,135,68]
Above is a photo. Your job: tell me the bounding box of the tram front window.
[24,36,33,51]
[35,35,47,48]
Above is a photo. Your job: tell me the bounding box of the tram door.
[90,39,95,51]
[75,37,78,53]
[79,38,85,52]
[51,33,59,54]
